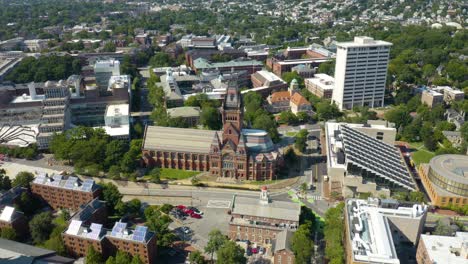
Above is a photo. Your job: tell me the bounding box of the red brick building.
[0,206,28,238]
[228,188,300,245]
[70,198,107,226]
[31,174,101,211]
[273,230,295,264]
[63,220,157,264]
[142,83,282,181]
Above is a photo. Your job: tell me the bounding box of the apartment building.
[332,36,392,110]
[0,206,28,238]
[63,220,157,264]
[31,174,101,211]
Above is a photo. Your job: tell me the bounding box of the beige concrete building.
[305,73,334,99]
[421,90,443,108]
[325,121,415,198]
[416,232,468,264]
[345,198,427,264]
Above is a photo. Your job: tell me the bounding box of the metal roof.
[232,196,300,222]
[143,126,218,153]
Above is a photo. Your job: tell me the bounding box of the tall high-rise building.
[332,36,392,110]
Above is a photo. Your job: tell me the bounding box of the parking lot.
[169,199,232,252]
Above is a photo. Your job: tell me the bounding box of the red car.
[251,248,258,254]
[183,209,194,215]
[176,205,186,210]
[190,212,202,219]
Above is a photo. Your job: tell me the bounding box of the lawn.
[285,131,297,137]
[408,142,435,165]
[160,168,199,180]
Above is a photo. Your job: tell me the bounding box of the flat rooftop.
[419,232,468,264]
[337,36,392,48]
[429,155,468,185]
[106,104,129,117]
[346,199,427,264]
[305,73,335,90]
[232,196,300,222]
[143,126,217,153]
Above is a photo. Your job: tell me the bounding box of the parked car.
[251,247,258,254]
[183,208,194,215]
[259,247,265,255]
[246,247,252,256]
[188,207,204,215]
[181,226,191,234]
[177,205,186,210]
[190,212,202,219]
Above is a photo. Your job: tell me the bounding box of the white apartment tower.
[332,36,392,110]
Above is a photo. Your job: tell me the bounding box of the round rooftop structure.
[428,155,468,197]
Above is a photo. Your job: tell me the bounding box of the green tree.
[296,111,309,123]
[434,220,452,236]
[252,114,280,143]
[216,240,246,264]
[292,224,314,264]
[86,245,104,264]
[100,183,123,216]
[130,255,144,264]
[324,203,345,264]
[150,52,172,67]
[295,129,309,153]
[29,212,53,245]
[409,191,425,203]
[189,250,207,264]
[12,171,34,189]
[0,169,11,191]
[315,101,342,121]
[317,60,335,75]
[102,42,116,52]
[0,227,17,240]
[104,140,127,169]
[201,106,221,130]
[148,167,161,183]
[279,111,299,125]
[384,106,411,130]
[205,229,228,261]
[145,207,176,248]
[17,192,41,216]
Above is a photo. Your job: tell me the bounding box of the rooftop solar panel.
[66,220,82,235]
[33,174,47,184]
[64,176,78,189]
[81,179,94,192]
[0,206,15,222]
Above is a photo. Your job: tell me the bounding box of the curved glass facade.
[428,167,468,196]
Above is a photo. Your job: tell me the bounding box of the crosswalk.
[206,200,231,208]
[307,195,323,201]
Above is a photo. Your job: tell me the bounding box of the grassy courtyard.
[408,142,435,165]
[160,168,199,180]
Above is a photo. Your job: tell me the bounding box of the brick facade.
[31,183,101,211]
